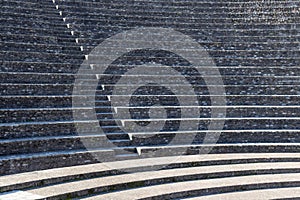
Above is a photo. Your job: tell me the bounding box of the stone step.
[80,172,300,199]
[0,96,73,109]
[59,1,299,14]
[70,25,299,40]
[105,132,130,140]
[1,61,80,73]
[186,187,300,200]
[1,7,58,16]
[0,134,132,156]
[1,118,300,140]
[83,49,299,64]
[67,20,299,30]
[104,106,300,118]
[1,33,77,47]
[71,41,300,57]
[2,59,300,73]
[130,130,300,146]
[138,143,300,157]
[0,135,109,156]
[2,12,65,23]
[3,95,300,110]
[0,121,121,139]
[0,97,295,113]
[10,9,288,24]
[0,107,76,123]
[4,32,300,50]
[1,29,77,43]
[64,15,300,30]
[2,0,54,6]
[0,72,95,84]
[70,26,299,40]
[65,19,299,31]
[1,16,67,27]
[45,25,300,43]
[139,57,299,67]
[19,162,300,199]
[80,43,300,57]
[1,39,299,54]
[61,6,299,20]
[0,74,90,85]
[1,119,300,138]
[1,4,56,14]
[4,101,299,119]
[59,0,297,6]
[113,25,300,34]
[120,118,300,131]
[0,84,76,96]
[0,51,84,63]
[0,19,68,30]
[1,84,300,96]
[91,41,300,52]
[86,50,300,67]
[0,148,115,175]
[0,70,299,83]
[0,96,115,109]
[0,153,297,192]
[3,23,299,44]
[3,40,300,56]
[3,72,300,85]
[60,6,298,21]
[58,0,296,6]
[98,95,300,106]
[75,35,300,46]
[3,106,300,124]
[1,42,81,54]
[69,21,300,32]
[96,76,300,86]
[114,146,137,154]
[0,25,77,37]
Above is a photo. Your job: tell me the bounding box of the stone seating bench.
[1,1,300,199]
[1,154,300,199]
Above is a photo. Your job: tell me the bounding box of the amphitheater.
[1,0,300,199]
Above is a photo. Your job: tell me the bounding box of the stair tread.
[26,163,300,198]
[81,173,300,200]
[0,148,114,161]
[186,187,300,200]
[0,153,299,195]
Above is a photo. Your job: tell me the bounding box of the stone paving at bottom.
[0,191,44,200]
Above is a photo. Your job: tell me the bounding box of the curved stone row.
[186,187,300,200]
[1,154,300,199]
[1,0,300,179]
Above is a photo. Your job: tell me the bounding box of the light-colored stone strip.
[185,187,300,200]
[0,191,44,200]
[81,173,300,200]
[0,153,299,190]
[25,163,300,198]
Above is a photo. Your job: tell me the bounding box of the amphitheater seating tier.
[1,0,300,198]
[1,154,300,199]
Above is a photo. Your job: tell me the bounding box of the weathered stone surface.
[1,0,300,179]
